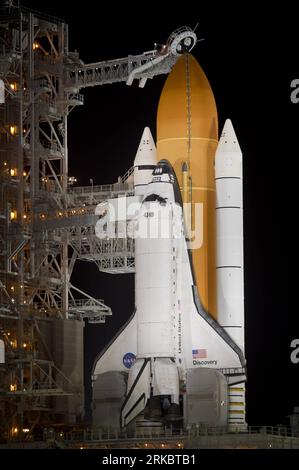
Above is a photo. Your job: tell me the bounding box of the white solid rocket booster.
[215,119,244,353]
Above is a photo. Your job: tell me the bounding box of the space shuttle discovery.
[92,55,246,430]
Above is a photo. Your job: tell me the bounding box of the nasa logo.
[123,352,136,369]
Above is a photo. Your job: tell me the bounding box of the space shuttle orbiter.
[92,55,246,431]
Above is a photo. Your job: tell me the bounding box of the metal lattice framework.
[0,1,196,437]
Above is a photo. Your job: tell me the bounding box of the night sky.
[22,1,298,426]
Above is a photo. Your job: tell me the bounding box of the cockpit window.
[143,193,168,205]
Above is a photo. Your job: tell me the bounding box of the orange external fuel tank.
[157,54,218,319]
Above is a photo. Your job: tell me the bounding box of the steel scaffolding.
[0,1,195,438]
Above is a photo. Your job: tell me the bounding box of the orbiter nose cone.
[134,126,157,166]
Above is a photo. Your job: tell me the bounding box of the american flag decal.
[192,349,207,359]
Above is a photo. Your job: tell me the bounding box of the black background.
[21,0,299,426]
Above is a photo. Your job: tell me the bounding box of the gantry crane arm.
[65,26,197,91]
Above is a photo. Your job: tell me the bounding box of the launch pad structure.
[0,1,197,438]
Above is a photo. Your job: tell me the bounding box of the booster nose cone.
[216,119,242,178]
[134,127,157,195]
[216,119,241,155]
[134,126,157,167]
[156,54,218,319]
